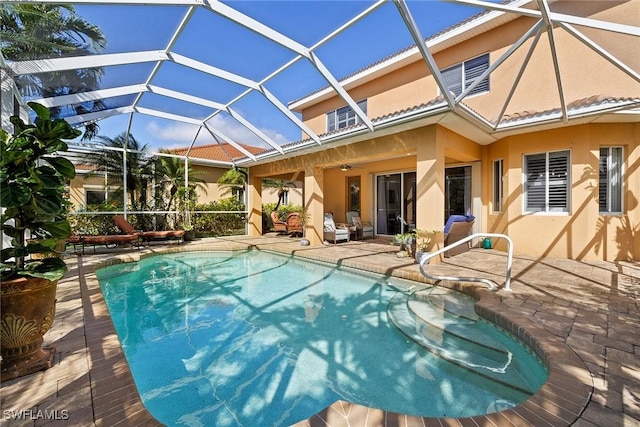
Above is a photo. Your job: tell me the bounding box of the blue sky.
[69,1,489,151]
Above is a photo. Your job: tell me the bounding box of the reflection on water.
[97,251,547,426]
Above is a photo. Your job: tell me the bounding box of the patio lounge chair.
[113,215,185,244]
[271,211,288,234]
[286,212,304,237]
[324,213,349,244]
[67,233,140,255]
[443,215,475,257]
[346,211,374,239]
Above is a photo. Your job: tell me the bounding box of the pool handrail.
[417,233,513,292]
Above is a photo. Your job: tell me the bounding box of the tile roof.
[253,94,640,160]
[167,143,265,162]
[499,95,640,124]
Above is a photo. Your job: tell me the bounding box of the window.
[441,53,490,97]
[327,100,367,132]
[599,147,623,213]
[524,150,570,213]
[85,189,106,206]
[493,159,503,213]
[347,176,361,212]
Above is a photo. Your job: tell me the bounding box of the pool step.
[387,289,537,394]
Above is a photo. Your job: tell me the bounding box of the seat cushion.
[444,214,475,233]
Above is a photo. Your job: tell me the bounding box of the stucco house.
[243,0,639,261]
[68,142,303,211]
[2,0,638,260]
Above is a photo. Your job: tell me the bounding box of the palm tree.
[82,132,156,209]
[217,167,247,201]
[263,179,296,211]
[0,4,107,140]
[156,154,208,216]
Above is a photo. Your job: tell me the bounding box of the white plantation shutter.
[525,153,546,212]
[599,147,623,213]
[548,151,569,212]
[524,151,569,213]
[441,54,489,97]
[442,63,463,96]
[327,110,336,131]
[464,54,489,95]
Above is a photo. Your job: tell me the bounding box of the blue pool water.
[97,250,547,426]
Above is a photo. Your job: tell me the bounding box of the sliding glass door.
[445,166,472,219]
[375,172,416,235]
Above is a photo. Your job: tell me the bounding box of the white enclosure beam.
[457,20,544,101]
[148,85,226,110]
[9,51,168,75]
[450,0,640,37]
[34,84,147,108]
[202,122,257,161]
[3,0,203,5]
[135,106,202,126]
[258,85,321,144]
[170,53,258,89]
[226,107,285,154]
[308,51,374,131]
[64,106,134,125]
[494,28,543,129]
[560,23,640,84]
[203,0,310,58]
[394,0,456,109]
[537,0,568,123]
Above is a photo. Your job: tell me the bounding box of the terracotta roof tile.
[167,143,264,162]
[499,95,640,124]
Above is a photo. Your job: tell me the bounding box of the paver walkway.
[1,236,638,426]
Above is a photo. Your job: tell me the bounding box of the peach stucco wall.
[484,123,639,261]
[248,121,638,261]
[299,1,639,138]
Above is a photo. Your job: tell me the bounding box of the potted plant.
[1,102,80,380]
[391,231,415,258]
[414,229,439,264]
[295,207,311,245]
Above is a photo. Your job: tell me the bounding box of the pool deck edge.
[3,237,633,426]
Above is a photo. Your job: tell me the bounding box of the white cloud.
[144,114,292,150]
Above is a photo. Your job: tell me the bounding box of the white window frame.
[441,53,490,97]
[492,159,504,213]
[599,146,623,214]
[523,150,571,214]
[327,99,367,132]
[84,185,109,206]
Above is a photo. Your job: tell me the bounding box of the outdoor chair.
[443,214,475,257]
[323,213,350,244]
[271,211,288,234]
[286,212,303,237]
[67,233,140,255]
[113,215,185,244]
[345,211,374,239]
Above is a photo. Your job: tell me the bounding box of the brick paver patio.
[1,236,638,426]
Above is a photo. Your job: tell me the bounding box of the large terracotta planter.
[1,277,58,381]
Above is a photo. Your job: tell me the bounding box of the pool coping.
[83,244,593,426]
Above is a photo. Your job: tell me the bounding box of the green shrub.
[193,197,246,237]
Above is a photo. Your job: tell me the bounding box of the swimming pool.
[97,250,547,426]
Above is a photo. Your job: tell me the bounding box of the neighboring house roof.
[74,163,97,171]
[167,143,265,162]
